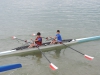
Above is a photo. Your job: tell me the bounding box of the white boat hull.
[0,36,100,57]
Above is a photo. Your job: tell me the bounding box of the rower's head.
[37,32,41,36]
[57,30,60,34]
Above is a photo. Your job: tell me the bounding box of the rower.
[28,32,42,48]
[50,30,62,44]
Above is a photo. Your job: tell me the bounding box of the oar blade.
[32,34,36,36]
[0,63,22,72]
[84,54,94,60]
[49,63,58,70]
[12,36,17,39]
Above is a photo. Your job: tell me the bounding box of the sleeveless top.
[35,37,42,45]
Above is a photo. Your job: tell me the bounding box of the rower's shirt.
[56,34,62,42]
[38,38,42,41]
[35,37,42,45]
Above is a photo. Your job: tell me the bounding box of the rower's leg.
[28,44,35,48]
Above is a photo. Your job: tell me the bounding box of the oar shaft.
[16,38,31,44]
[62,43,84,55]
[16,38,25,41]
[43,37,84,55]
[14,37,51,63]
[68,46,84,55]
[37,46,51,63]
[37,46,58,70]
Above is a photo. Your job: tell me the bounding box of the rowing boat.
[0,36,100,57]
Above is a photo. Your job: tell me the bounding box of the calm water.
[0,0,100,75]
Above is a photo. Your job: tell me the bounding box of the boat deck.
[12,39,73,51]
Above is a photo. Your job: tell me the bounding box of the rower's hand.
[47,37,54,41]
[31,39,33,41]
[24,40,27,42]
[45,37,48,40]
[31,39,35,42]
[49,36,53,38]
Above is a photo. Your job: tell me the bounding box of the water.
[0,0,100,75]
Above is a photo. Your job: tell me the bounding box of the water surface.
[0,0,100,75]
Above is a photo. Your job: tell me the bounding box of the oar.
[43,37,94,60]
[0,63,22,72]
[62,43,94,60]
[12,36,30,44]
[37,46,58,70]
[12,36,58,70]
[30,37,58,70]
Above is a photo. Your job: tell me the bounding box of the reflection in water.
[13,44,67,66]
[31,49,63,64]
[18,47,65,62]
[32,52,42,63]
[54,49,61,58]
[19,51,43,63]
[48,48,66,59]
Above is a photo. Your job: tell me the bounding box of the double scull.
[0,36,100,57]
